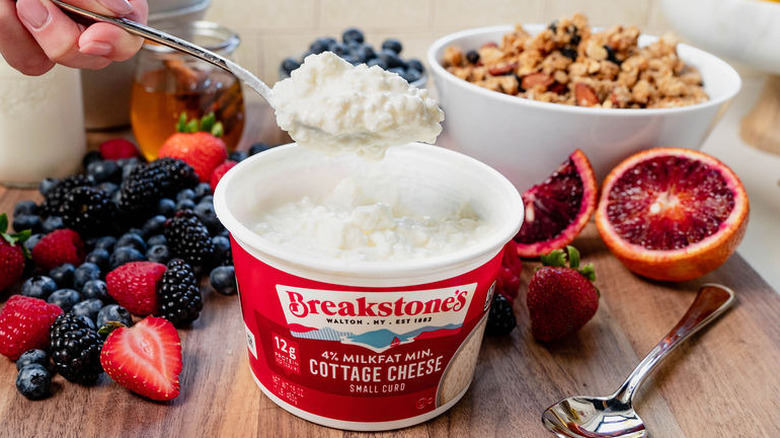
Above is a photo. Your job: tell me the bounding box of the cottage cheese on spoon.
[271,52,444,158]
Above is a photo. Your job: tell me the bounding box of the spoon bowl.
[542,283,734,438]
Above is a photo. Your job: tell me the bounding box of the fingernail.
[17,0,51,30]
[97,0,133,15]
[80,41,113,57]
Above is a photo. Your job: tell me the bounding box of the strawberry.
[210,160,237,192]
[158,112,228,183]
[0,295,63,360]
[526,246,599,342]
[32,228,84,271]
[0,213,30,292]
[496,239,522,304]
[106,261,167,316]
[99,138,140,160]
[100,316,182,401]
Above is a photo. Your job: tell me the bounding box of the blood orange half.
[595,147,749,282]
[514,149,598,258]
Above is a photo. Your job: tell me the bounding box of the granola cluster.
[442,14,708,109]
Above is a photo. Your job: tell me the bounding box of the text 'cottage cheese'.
[271,52,444,158]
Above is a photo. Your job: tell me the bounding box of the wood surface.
[741,74,780,155]
[1,182,779,437]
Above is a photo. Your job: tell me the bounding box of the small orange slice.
[595,147,749,281]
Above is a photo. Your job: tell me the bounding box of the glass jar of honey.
[130,21,245,161]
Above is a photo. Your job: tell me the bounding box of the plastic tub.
[214,142,523,430]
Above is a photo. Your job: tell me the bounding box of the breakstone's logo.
[277,284,476,353]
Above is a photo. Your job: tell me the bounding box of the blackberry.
[49,313,103,384]
[40,174,90,217]
[164,210,214,268]
[156,259,203,327]
[486,293,516,336]
[118,158,198,217]
[59,186,117,236]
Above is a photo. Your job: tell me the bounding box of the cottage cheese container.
[214,142,523,430]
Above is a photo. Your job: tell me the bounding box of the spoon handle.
[48,0,274,103]
[612,283,734,404]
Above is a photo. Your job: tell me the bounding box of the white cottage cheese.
[271,52,444,158]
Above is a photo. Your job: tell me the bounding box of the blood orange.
[514,149,598,258]
[595,147,749,282]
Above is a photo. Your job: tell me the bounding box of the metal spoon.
[542,283,734,438]
[48,0,273,103]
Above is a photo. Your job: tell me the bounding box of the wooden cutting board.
[1,185,779,438]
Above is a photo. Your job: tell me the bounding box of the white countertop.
[701,70,780,292]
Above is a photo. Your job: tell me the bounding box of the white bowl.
[427,24,742,192]
[662,0,780,74]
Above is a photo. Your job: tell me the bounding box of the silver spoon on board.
[542,283,734,438]
[47,0,273,104]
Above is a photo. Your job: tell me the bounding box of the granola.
[442,14,708,109]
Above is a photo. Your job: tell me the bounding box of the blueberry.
[146,234,167,247]
[199,195,214,206]
[381,38,403,54]
[116,157,141,168]
[229,151,248,162]
[47,289,81,312]
[146,244,171,264]
[97,304,132,327]
[353,44,377,63]
[249,143,272,155]
[342,27,365,44]
[142,215,167,237]
[72,298,104,323]
[23,233,43,255]
[13,200,38,216]
[85,248,110,272]
[194,202,221,231]
[16,364,51,400]
[388,66,405,77]
[121,159,143,180]
[93,235,117,252]
[402,68,422,84]
[407,58,425,74]
[73,263,101,290]
[12,214,42,234]
[176,198,196,211]
[280,57,301,75]
[49,264,75,288]
[212,235,232,264]
[157,198,176,217]
[330,42,348,57]
[82,279,109,301]
[21,275,58,300]
[378,49,405,68]
[366,57,385,68]
[127,227,145,237]
[41,215,65,233]
[97,181,119,196]
[465,49,480,64]
[210,266,237,295]
[16,349,49,372]
[176,188,196,202]
[116,232,146,253]
[38,178,58,197]
[193,182,212,200]
[310,37,335,54]
[109,247,146,269]
[86,160,120,184]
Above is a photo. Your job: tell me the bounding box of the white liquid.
[271,52,444,158]
[0,62,85,187]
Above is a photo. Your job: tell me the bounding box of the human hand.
[0,0,148,75]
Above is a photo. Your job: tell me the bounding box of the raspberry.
[118,158,198,217]
[49,313,103,385]
[106,261,167,316]
[156,259,203,327]
[486,293,516,337]
[496,240,523,304]
[32,229,85,271]
[0,295,63,360]
[164,210,214,268]
[59,186,117,236]
[210,160,237,192]
[99,138,139,160]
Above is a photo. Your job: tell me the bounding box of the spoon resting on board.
[542,283,734,438]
